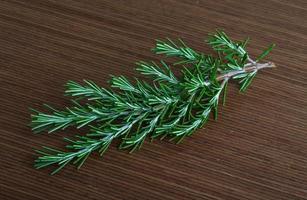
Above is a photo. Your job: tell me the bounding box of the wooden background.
[0,0,306,199]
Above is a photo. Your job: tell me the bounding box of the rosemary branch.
[30,30,276,174]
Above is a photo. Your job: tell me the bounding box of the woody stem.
[216,62,276,81]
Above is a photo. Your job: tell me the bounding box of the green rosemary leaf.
[213,106,218,120]
[256,44,276,62]
[241,37,249,48]
[222,81,228,106]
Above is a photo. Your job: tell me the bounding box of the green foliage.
[207,30,250,69]
[30,30,275,174]
[65,80,113,100]
[152,38,201,64]
[238,70,257,92]
[136,61,178,84]
[256,44,275,62]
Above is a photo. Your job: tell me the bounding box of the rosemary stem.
[216,62,276,81]
[247,57,256,64]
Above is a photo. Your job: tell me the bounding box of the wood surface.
[0,0,306,199]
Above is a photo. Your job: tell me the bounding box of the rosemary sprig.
[30,30,275,174]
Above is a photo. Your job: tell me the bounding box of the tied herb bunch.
[30,30,276,174]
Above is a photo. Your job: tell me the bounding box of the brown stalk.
[216,62,276,81]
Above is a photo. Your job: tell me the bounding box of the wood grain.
[0,0,306,199]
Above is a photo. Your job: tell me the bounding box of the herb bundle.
[30,30,275,174]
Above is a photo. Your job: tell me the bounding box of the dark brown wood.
[0,0,306,199]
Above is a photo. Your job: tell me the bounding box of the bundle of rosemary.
[30,30,275,174]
